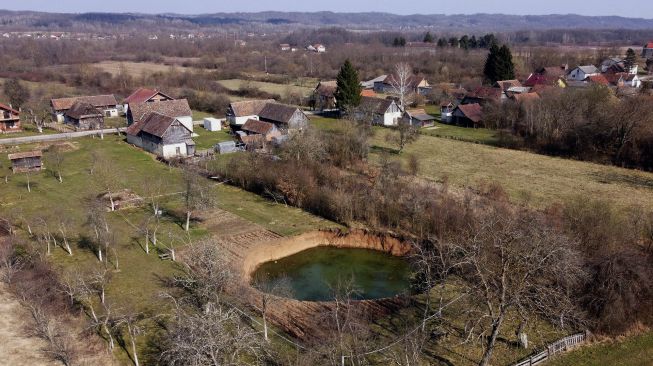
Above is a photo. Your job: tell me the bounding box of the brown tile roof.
[51,95,117,111]
[123,88,173,104]
[139,113,179,138]
[8,150,42,160]
[360,89,377,97]
[242,119,275,135]
[495,80,522,92]
[129,99,191,125]
[456,103,483,123]
[405,109,435,121]
[315,81,337,97]
[467,86,502,101]
[358,96,395,115]
[258,103,303,124]
[0,103,19,115]
[65,101,103,119]
[512,93,540,104]
[229,99,276,117]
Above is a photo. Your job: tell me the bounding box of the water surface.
[253,246,411,301]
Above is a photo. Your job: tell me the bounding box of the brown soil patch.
[0,284,52,366]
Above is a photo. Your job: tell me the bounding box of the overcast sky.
[1,0,652,18]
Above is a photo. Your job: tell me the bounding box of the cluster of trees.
[210,121,653,364]
[485,86,653,170]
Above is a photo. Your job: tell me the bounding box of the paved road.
[0,128,126,145]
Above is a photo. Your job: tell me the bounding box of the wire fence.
[512,331,588,366]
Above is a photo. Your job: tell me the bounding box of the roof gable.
[242,119,275,135]
[0,102,19,115]
[358,96,395,115]
[65,101,103,119]
[455,103,483,123]
[258,103,303,124]
[123,88,174,105]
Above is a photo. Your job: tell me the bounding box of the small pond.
[252,247,412,301]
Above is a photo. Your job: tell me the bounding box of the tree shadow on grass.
[370,145,400,155]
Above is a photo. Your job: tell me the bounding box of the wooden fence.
[512,332,587,366]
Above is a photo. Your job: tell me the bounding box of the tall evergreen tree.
[423,32,434,43]
[483,44,516,84]
[460,35,470,50]
[624,48,637,72]
[334,59,362,114]
[437,38,447,47]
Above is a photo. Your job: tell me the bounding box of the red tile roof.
[360,89,377,97]
[242,119,275,135]
[588,74,610,86]
[645,42,653,49]
[0,103,19,115]
[123,88,173,105]
[456,103,483,123]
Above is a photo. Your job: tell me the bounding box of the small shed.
[216,141,238,154]
[203,118,222,131]
[8,151,43,173]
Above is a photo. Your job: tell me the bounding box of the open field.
[547,331,653,366]
[217,79,315,97]
[93,61,196,77]
[310,116,653,209]
[0,135,337,363]
[421,122,500,145]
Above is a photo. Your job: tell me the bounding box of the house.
[452,103,483,127]
[241,119,281,141]
[280,43,291,51]
[361,75,387,90]
[601,58,638,75]
[258,103,309,131]
[313,44,326,53]
[313,81,337,111]
[462,87,503,105]
[374,75,432,96]
[604,73,642,88]
[0,103,21,134]
[642,41,653,59]
[355,96,403,126]
[567,65,600,81]
[525,65,569,87]
[126,112,195,159]
[440,102,455,123]
[64,102,104,130]
[227,99,276,125]
[50,95,118,122]
[403,109,436,127]
[227,100,308,131]
[8,151,42,173]
[127,99,193,132]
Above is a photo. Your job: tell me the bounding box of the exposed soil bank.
[242,229,412,281]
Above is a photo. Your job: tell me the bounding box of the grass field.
[193,127,233,150]
[310,116,653,209]
[547,332,653,366]
[93,61,196,77]
[0,135,336,363]
[217,79,314,97]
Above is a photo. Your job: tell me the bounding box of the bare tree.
[181,166,215,231]
[160,302,268,366]
[385,120,419,154]
[115,311,144,366]
[452,210,585,366]
[390,62,414,110]
[46,144,66,183]
[26,102,51,133]
[251,275,293,342]
[91,152,124,212]
[0,237,23,284]
[174,238,233,303]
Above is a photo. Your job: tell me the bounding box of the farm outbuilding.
[203,118,222,131]
[8,151,43,173]
[216,141,243,154]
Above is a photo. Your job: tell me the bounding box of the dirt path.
[0,284,53,366]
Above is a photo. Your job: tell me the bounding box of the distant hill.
[1,10,653,32]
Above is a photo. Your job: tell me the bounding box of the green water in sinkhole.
[252,247,412,301]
